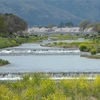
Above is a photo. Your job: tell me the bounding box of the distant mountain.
[0,0,100,26]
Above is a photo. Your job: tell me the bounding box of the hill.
[0,0,100,26]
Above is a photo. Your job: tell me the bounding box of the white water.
[0,49,80,55]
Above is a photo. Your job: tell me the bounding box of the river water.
[0,43,100,73]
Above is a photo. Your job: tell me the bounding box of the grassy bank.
[0,38,19,49]
[0,35,48,66]
[43,38,100,53]
[0,35,48,49]
[81,54,100,59]
[0,73,100,100]
[48,34,81,40]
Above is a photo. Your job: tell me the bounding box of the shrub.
[79,44,87,52]
[90,49,97,55]
[53,42,57,45]
[57,42,63,45]
[0,59,9,66]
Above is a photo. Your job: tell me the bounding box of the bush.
[53,42,57,45]
[90,49,97,55]
[79,44,87,52]
[57,42,63,45]
[0,59,9,66]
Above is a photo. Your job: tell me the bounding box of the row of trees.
[44,21,74,28]
[0,13,27,38]
[78,19,100,35]
[44,19,100,35]
[0,13,100,36]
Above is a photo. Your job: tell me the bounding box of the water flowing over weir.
[0,48,80,55]
[0,43,100,78]
[0,72,100,81]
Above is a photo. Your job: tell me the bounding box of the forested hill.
[0,0,100,26]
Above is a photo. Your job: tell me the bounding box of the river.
[0,43,100,73]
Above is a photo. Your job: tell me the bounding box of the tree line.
[44,19,100,35]
[0,13,100,36]
[78,19,100,34]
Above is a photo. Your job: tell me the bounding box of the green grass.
[0,38,19,49]
[49,34,81,40]
[0,35,48,49]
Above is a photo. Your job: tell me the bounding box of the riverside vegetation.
[43,34,100,59]
[0,35,48,49]
[0,73,100,100]
[0,59,9,66]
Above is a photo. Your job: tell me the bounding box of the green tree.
[90,49,97,55]
[78,19,91,30]
[79,44,87,52]
[59,22,64,28]
[0,14,6,34]
[0,13,27,37]
[46,24,56,28]
[93,22,100,36]
[4,13,27,33]
[65,21,74,27]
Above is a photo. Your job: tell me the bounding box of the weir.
[0,72,100,81]
[0,48,81,55]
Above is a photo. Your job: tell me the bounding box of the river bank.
[42,38,100,59]
[0,35,48,49]
[81,54,100,59]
